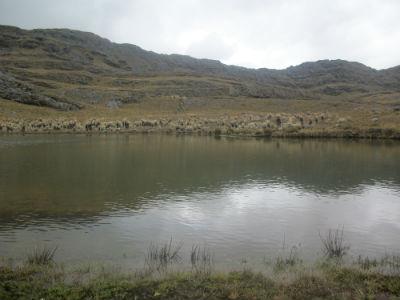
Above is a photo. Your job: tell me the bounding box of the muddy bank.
[1,113,399,139]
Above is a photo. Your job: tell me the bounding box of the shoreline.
[2,231,400,299]
[2,254,400,299]
[1,115,400,139]
[2,130,400,140]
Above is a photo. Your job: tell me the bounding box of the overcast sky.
[0,0,399,69]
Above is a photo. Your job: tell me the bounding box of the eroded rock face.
[106,99,122,109]
[0,71,81,111]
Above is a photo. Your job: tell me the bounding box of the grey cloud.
[185,33,234,61]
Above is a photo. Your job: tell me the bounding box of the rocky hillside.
[0,25,399,111]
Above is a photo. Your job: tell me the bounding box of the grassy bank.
[1,112,400,139]
[1,258,400,299]
[1,94,400,139]
[2,233,400,300]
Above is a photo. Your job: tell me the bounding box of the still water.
[0,135,399,268]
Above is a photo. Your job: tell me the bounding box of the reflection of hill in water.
[0,135,399,225]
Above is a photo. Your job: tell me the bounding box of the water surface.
[0,135,399,268]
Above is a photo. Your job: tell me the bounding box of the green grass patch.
[1,258,400,299]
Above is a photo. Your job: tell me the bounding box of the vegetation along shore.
[1,231,400,299]
[1,105,399,138]
[1,114,400,138]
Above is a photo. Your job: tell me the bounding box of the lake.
[0,134,399,269]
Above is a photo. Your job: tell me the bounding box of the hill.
[1,25,400,108]
[0,25,399,138]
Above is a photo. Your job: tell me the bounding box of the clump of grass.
[380,254,400,274]
[266,235,303,271]
[356,253,400,274]
[145,238,183,272]
[274,245,302,271]
[356,255,379,270]
[319,227,350,259]
[190,244,213,275]
[26,246,58,265]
